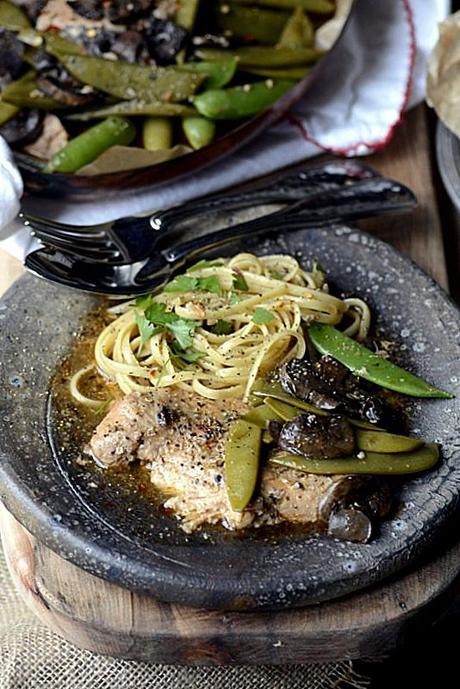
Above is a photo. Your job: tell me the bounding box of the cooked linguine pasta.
[71,253,370,405]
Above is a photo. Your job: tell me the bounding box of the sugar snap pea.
[277,7,315,48]
[243,401,284,427]
[355,430,423,454]
[66,100,196,121]
[1,71,67,110]
[216,5,289,45]
[175,0,200,31]
[54,54,204,102]
[242,66,311,80]
[0,102,19,126]
[270,443,439,476]
[182,116,215,149]
[232,0,334,12]
[309,323,453,398]
[225,419,261,511]
[196,46,322,67]
[0,0,31,29]
[179,59,237,89]
[251,380,386,431]
[193,79,295,119]
[142,117,172,151]
[45,116,136,173]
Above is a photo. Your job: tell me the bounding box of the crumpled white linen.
[0,0,449,262]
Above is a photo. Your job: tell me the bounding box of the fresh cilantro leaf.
[211,319,232,335]
[312,258,325,273]
[166,319,198,350]
[229,291,240,305]
[145,302,178,325]
[135,312,158,345]
[164,275,199,292]
[252,307,275,325]
[198,275,221,296]
[232,271,249,291]
[135,294,153,309]
[170,345,207,364]
[187,259,224,272]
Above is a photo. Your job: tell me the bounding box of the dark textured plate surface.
[16,6,355,200]
[0,226,459,610]
[436,120,460,214]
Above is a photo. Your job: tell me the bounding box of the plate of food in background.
[0,214,459,610]
[0,0,351,197]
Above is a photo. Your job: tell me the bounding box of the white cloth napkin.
[0,0,449,262]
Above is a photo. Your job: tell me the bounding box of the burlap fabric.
[0,546,370,689]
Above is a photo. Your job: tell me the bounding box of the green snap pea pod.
[309,323,453,398]
[216,6,289,45]
[264,397,299,422]
[45,116,136,174]
[232,0,334,12]
[142,117,172,151]
[175,0,200,31]
[278,7,314,48]
[44,32,85,56]
[355,430,424,454]
[251,380,386,431]
[196,46,322,67]
[270,443,439,476]
[0,102,19,126]
[0,0,31,29]
[182,116,215,149]
[225,419,261,511]
[242,66,311,80]
[243,402,284,427]
[179,59,237,89]
[1,71,67,110]
[66,100,196,121]
[193,79,295,120]
[54,54,204,102]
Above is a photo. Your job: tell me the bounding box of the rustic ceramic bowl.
[15,7,356,199]
[0,225,459,610]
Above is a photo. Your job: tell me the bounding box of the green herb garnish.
[187,258,224,272]
[252,307,275,324]
[135,312,160,345]
[139,302,202,351]
[211,319,232,335]
[164,273,222,296]
[232,271,249,291]
[135,293,153,309]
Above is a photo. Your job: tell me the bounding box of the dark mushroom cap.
[0,29,25,89]
[0,108,44,146]
[328,508,373,543]
[37,65,98,106]
[145,18,188,65]
[277,413,355,459]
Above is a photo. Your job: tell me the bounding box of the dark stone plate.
[0,226,459,610]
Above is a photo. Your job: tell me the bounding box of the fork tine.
[32,227,110,251]
[22,214,108,240]
[21,212,109,233]
[33,232,120,262]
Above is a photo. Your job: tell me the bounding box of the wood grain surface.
[1,105,460,664]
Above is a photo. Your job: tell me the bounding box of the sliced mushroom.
[37,64,98,106]
[0,29,25,89]
[280,357,397,428]
[277,413,355,459]
[66,0,104,20]
[145,18,188,65]
[22,113,68,160]
[107,0,154,24]
[328,508,372,543]
[0,108,44,146]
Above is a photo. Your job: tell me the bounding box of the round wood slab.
[0,226,459,610]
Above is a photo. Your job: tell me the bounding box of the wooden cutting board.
[1,106,460,664]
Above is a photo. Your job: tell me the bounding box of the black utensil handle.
[161,177,416,267]
[149,161,379,233]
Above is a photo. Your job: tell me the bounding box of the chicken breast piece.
[90,389,346,533]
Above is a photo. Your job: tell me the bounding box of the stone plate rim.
[0,225,459,611]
